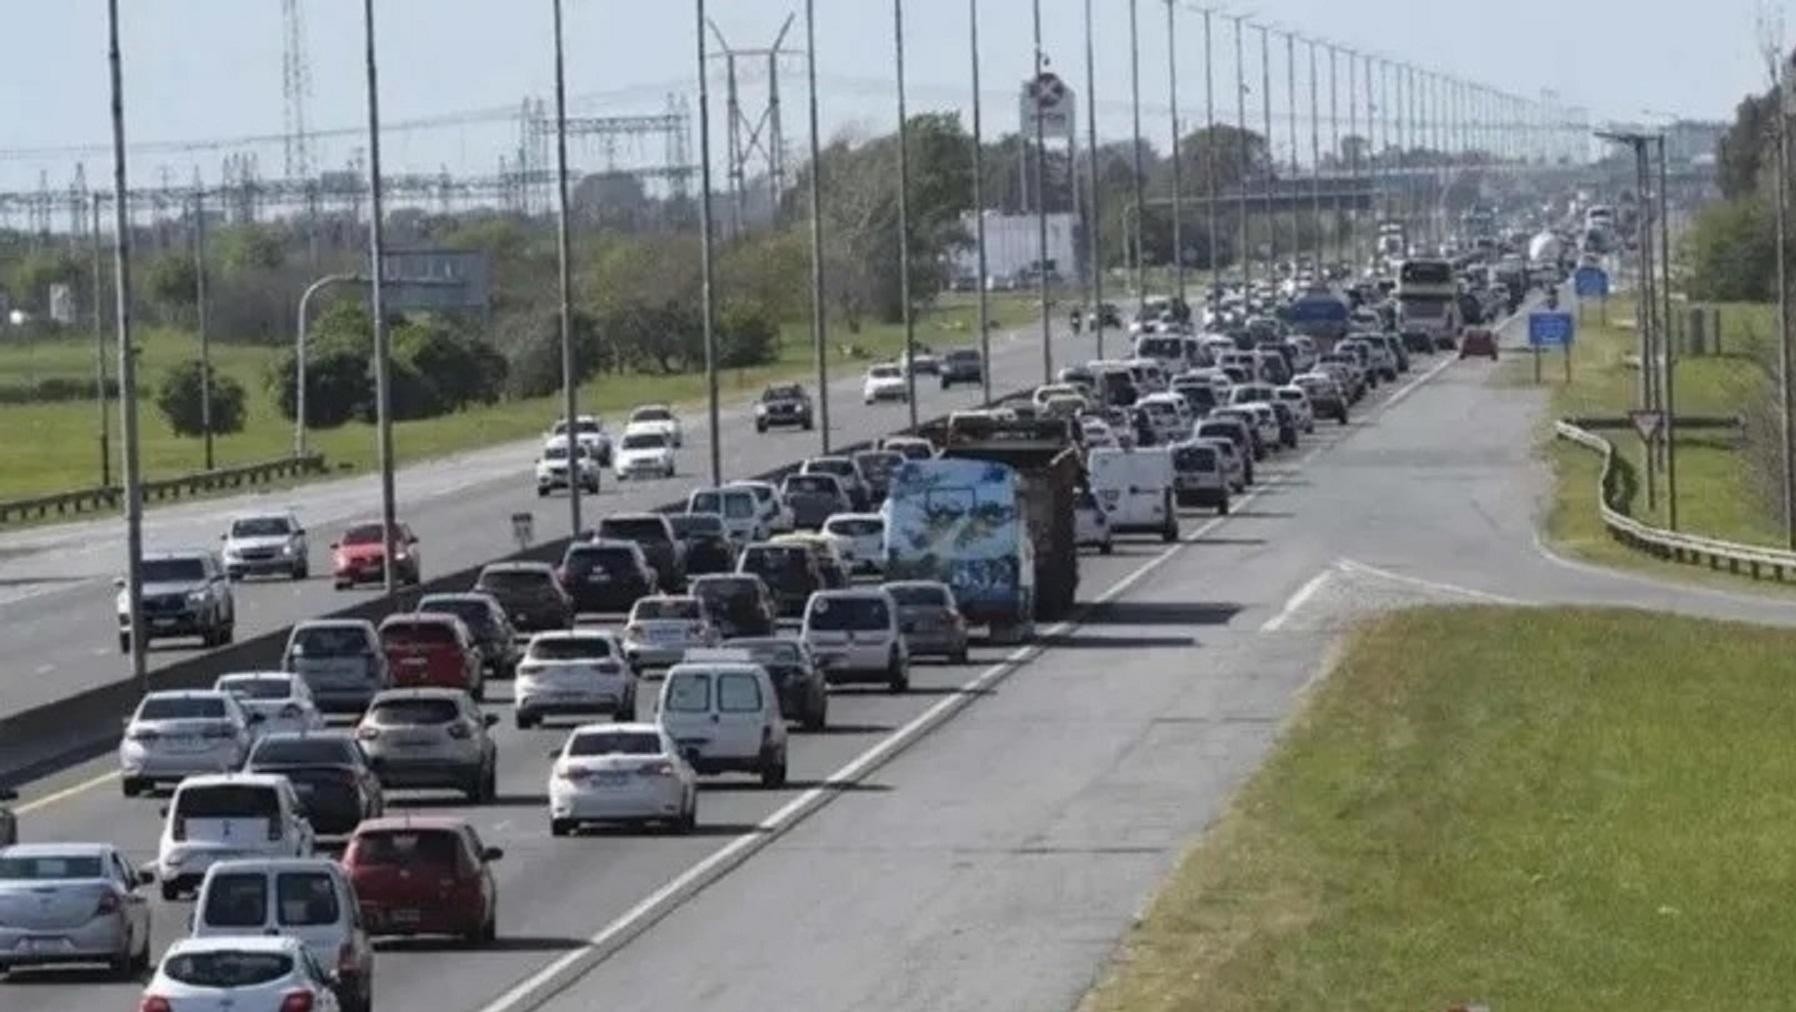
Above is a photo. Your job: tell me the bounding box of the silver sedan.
[0,843,153,979]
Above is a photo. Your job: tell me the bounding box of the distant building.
[951,211,1080,285]
[1664,120,1727,166]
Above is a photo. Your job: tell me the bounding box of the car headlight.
[187,590,209,605]
[163,847,189,867]
[222,546,241,560]
[280,543,296,557]
[754,404,767,416]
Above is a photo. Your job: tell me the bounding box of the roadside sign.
[1573,265,1610,299]
[381,249,492,313]
[1528,311,1576,348]
[510,512,534,552]
[1018,72,1076,139]
[1629,409,1665,443]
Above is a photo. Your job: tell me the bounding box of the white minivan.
[800,588,909,692]
[155,773,314,900]
[656,653,789,787]
[686,486,765,545]
[1087,447,1179,542]
[190,858,374,1012]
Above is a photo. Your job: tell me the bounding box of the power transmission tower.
[280,0,314,181]
[705,15,799,237]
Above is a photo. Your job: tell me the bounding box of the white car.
[821,513,885,575]
[515,629,637,729]
[727,480,795,535]
[212,672,326,739]
[155,773,314,899]
[687,486,766,545]
[626,404,683,447]
[141,936,343,1012]
[1080,417,1119,449]
[863,363,909,404]
[220,511,308,581]
[1075,487,1114,554]
[548,413,613,465]
[623,595,720,670]
[800,588,909,691]
[1274,385,1316,434]
[548,722,698,835]
[613,429,676,481]
[119,691,257,797]
[535,436,601,496]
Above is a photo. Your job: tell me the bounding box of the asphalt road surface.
[0,320,1104,717]
[11,305,1796,1012]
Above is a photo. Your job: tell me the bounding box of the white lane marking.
[1529,526,1796,611]
[15,769,120,815]
[1260,568,1336,632]
[1382,352,1457,410]
[1335,557,1525,605]
[32,663,54,675]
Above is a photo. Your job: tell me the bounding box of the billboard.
[380,249,491,313]
[1018,72,1076,140]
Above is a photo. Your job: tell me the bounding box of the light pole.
[1229,14,1249,291]
[1657,134,1678,530]
[1166,0,1185,304]
[1031,0,1052,380]
[360,0,400,598]
[1082,0,1103,357]
[1259,25,1274,278]
[91,195,110,489]
[1777,52,1795,546]
[107,0,146,691]
[193,185,213,471]
[1307,38,1320,277]
[696,0,721,487]
[294,273,359,458]
[968,0,993,404]
[893,0,919,428]
[551,0,587,538]
[1128,0,1146,310]
[1201,7,1218,298]
[805,0,832,446]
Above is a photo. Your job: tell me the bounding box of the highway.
[0,323,1109,718]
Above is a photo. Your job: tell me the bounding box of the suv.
[801,456,872,511]
[688,573,778,639]
[220,511,308,581]
[561,540,658,615]
[669,513,735,576]
[596,513,685,593]
[548,414,613,466]
[283,619,389,714]
[883,580,970,664]
[118,550,235,653]
[378,614,484,700]
[940,348,984,389]
[514,629,636,729]
[535,438,601,496]
[800,588,909,692]
[738,542,826,618]
[851,450,904,505]
[355,689,499,803]
[623,595,720,670]
[754,383,814,432]
[474,561,574,633]
[416,592,521,680]
[781,472,852,530]
[342,817,502,943]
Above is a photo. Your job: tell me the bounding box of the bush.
[155,361,246,439]
[0,376,120,405]
[392,320,508,409]
[267,345,371,429]
[1684,196,1776,303]
[717,302,782,368]
[504,308,604,398]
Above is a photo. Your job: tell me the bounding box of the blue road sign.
[1529,311,1576,348]
[1573,265,1610,299]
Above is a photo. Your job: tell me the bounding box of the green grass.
[0,293,1042,502]
[1083,606,1796,1012]
[1506,301,1788,582]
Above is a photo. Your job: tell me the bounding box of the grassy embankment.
[1085,606,1796,1011]
[0,293,1038,502]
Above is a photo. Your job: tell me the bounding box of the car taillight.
[355,726,379,741]
[337,941,358,977]
[94,890,121,916]
[139,996,173,1012]
[128,727,159,742]
[279,991,316,1012]
[639,761,674,777]
[447,722,472,740]
[556,765,590,782]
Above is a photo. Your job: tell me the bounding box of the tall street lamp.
[551,0,588,538]
[107,0,147,691]
[360,0,400,597]
[805,0,833,447]
[893,0,919,428]
[968,0,993,404]
[696,0,721,487]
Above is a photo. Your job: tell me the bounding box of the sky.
[0,0,1773,199]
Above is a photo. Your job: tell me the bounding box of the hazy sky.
[0,0,1772,196]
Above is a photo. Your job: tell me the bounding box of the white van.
[155,773,314,900]
[800,588,909,691]
[656,653,789,787]
[1087,447,1179,542]
[191,858,374,1011]
[1136,392,1192,444]
[686,486,764,544]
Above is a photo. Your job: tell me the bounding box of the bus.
[1394,258,1460,350]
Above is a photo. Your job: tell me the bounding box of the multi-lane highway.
[0,324,1114,718]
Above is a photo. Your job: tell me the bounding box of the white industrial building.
[951,211,1080,285]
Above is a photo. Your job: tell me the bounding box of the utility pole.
[1166,0,1185,304]
[91,195,110,489]
[1658,134,1678,530]
[804,0,832,448]
[697,0,722,486]
[107,0,146,692]
[1307,38,1321,277]
[969,0,993,403]
[894,0,920,427]
[1128,0,1146,309]
[1082,0,1103,358]
[360,0,399,598]
[551,0,586,538]
[1347,49,1361,274]
[1260,25,1274,278]
[1284,31,1297,272]
[193,182,213,471]
[1202,7,1218,298]
[1031,0,1052,380]
[1229,14,1249,292]
[1778,50,1796,546]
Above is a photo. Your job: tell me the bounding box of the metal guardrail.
[0,455,328,527]
[1554,420,1796,580]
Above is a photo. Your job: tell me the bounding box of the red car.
[341,816,502,942]
[332,521,421,589]
[378,614,485,700]
[1458,327,1499,360]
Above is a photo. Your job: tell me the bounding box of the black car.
[1170,381,1220,419]
[781,473,852,530]
[416,592,520,679]
[851,450,904,505]
[690,573,778,638]
[722,636,828,730]
[473,562,574,633]
[755,383,814,432]
[595,513,685,593]
[738,542,826,618]
[940,349,984,389]
[561,540,658,614]
[244,731,383,836]
[669,513,736,576]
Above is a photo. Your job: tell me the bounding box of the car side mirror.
[137,868,157,886]
[113,576,126,589]
[483,714,499,728]
[158,805,170,818]
[294,528,305,537]
[482,847,505,862]
[329,543,340,550]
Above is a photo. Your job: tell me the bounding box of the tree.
[156,361,246,439]
[267,345,370,429]
[392,318,508,410]
[573,172,654,233]
[215,223,287,273]
[6,250,83,313]
[1717,90,1774,201]
[1684,194,1776,302]
[718,302,781,368]
[144,253,199,324]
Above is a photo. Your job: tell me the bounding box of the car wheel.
[550,818,574,837]
[121,777,144,798]
[537,486,549,498]
[480,906,497,944]
[760,753,788,789]
[118,632,130,654]
[886,651,909,693]
[109,947,134,980]
[677,795,698,834]
[1217,497,1230,517]
[130,929,151,974]
[756,420,768,434]
[950,646,970,665]
[1099,538,1114,555]
[292,560,308,580]
[334,580,350,591]
[160,880,181,902]
[803,697,826,732]
[218,623,234,646]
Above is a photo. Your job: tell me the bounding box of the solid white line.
[1260,568,1336,632]
[1335,557,1525,605]
[15,769,120,815]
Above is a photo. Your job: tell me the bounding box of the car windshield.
[369,698,459,725]
[1174,445,1219,471]
[381,621,457,648]
[949,351,980,363]
[218,677,293,701]
[599,518,670,542]
[807,459,854,477]
[139,696,226,721]
[567,731,664,757]
[230,517,291,538]
[807,596,890,631]
[340,524,398,546]
[664,673,712,712]
[670,514,725,538]
[784,475,837,495]
[621,433,667,450]
[0,855,105,880]
[870,365,901,379]
[528,637,613,661]
[176,785,279,818]
[886,584,950,607]
[762,385,803,402]
[634,598,703,621]
[632,407,672,422]
[728,639,802,664]
[419,599,495,633]
[564,547,635,577]
[250,737,357,766]
[478,569,554,592]
[289,626,370,658]
[163,951,294,988]
[142,557,207,582]
[351,830,462,869]
[825,517,883,538]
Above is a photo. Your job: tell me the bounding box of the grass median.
[1083,606,1796,1011]
[0,293,1043,504]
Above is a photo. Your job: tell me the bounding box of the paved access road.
[0,322,1106,717]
